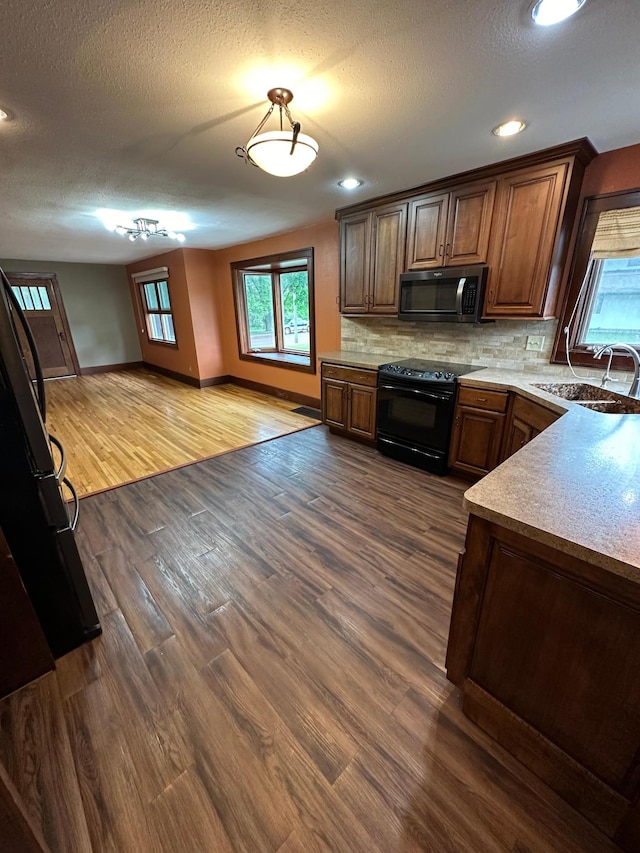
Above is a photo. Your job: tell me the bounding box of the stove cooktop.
[379,358,484,382]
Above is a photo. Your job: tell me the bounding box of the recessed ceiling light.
[338,178,363,190]
[531,0,587,26]
[0,109,9,121]
[492,120,527,137]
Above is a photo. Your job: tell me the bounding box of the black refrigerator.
[0,268,101,657]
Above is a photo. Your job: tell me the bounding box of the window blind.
[131,266,169,283]
[591,207,640,259]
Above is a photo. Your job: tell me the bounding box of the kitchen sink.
[531,382,640,414]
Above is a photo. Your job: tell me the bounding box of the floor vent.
[292,406,322,420]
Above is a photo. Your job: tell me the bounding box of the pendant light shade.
[236,88,318,178]
[246,130,319,177]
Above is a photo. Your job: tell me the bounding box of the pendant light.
[236,88,318,178]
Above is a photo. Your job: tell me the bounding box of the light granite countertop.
[318,351,640,584]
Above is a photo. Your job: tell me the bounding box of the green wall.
[0,258,141,369]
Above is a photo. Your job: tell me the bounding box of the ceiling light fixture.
[236,88,318,177]
[0,109,9,121]
[108,217,185,243]
[338,178,363,190]
[531,0,587,26]
[492,119,527,137]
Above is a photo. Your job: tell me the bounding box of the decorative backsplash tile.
[341,317,562,371]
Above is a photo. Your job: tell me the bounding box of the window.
[553,190,640,367]
[11,285,51,311]
[140,279,176,345]
[231,248,315,372]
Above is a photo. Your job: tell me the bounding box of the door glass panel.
[144,283,159,310]
[148,314,163,340]
[280,271,310,354]
[11,287,25,309]
[38,287,51,310]
[29,286,43,310]
[243,274,275,349]
[158,281,171,310]
[21,287,35,310]
[161,314,176,342]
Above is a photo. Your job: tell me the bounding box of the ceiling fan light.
[246,131,318,177]
[531,0,586,26]
[176,233,186,243]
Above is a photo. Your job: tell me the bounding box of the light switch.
[526,335,545,352]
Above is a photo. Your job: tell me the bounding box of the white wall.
[0,258,141,368]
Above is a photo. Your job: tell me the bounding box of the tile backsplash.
[341,316,565,372]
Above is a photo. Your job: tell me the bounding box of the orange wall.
[182,249,225,379]
[127,248,201,378]
[125,220,340,396]
[214,220,341,399]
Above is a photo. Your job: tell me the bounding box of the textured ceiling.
[1,0,639,264]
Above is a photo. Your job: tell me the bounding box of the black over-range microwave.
[398,265,488,323]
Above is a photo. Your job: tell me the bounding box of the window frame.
[552,188,640,370]
[231,247,316,374]
[139,278,177,348]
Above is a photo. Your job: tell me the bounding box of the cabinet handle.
[438,244,444,257]
[476,396,487,402]
[445,243,451,256]
[455,417,461,427]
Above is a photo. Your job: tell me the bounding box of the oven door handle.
[379,384,452,402]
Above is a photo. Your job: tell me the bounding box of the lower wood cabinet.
[321,363,377,441]
[500,394,559,462]
[446,515,640,851]
[448,386,508,476]
[449,385,560,477]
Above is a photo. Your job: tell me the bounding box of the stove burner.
[378,358,482,384]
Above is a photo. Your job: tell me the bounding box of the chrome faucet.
[593,343,640,399]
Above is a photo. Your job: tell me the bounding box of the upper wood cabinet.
[339,202,407,314]
[484,162,570,318]
[336,138,595,319]
[406,181,496,270]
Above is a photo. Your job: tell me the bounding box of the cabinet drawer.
[321,364,378,387]
[511,394,559,433]
[457,386,508,413]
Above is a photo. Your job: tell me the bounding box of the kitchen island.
[446,405,640,851]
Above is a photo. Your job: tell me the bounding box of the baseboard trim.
[142,362,231,388]
[80,361,143,376]
[230,376,321,409]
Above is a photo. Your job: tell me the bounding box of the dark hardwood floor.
[0,427,616,851]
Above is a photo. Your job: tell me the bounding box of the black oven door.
[376,378,455,453]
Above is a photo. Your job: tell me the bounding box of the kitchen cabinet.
[406,181,496,270]
[339,202,407,314]
[484,162,570,318]
[337,139,595,319]
[500,394,559,462]
[448,386,508,476]
[446,514,640,851]
[321,363,377,441]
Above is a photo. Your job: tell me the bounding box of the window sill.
[239,351,314,374]
[146,339,178,349]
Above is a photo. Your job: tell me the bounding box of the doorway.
[6,273,79,379]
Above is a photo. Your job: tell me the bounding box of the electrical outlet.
[526,335,545,352]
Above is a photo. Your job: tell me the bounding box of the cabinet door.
[485,163,568,318]
[322,378,347,428]
[340,212,371,313]
[501,415,535,462]
[347,384,377,440]
[445,181,496,266]
[369,203,407,313]
[449,406,506,476]
[406,192,449,269]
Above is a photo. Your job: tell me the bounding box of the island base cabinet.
[446,514,640,849]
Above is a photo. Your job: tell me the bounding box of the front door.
[6,274,79,379]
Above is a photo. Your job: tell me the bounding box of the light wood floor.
[0,429,615,852]
[45,369,320,496]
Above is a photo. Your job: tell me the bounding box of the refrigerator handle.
[1,269,47,421]
[62,477,80,531]
[49,433,67,481]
